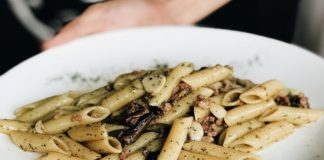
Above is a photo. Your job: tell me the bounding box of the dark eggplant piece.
[125,103,150,126]
[121,113,156,145]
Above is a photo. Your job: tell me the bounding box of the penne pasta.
[40,105,80,122]
[38,152,85,160]
[222,88,246,106]
[100,154,119,160]
[182,65,232,90]
[154,88,213,124]
[157,117,193,160]
[218,119,265,147]
[183,141,261,160]
[230,121,295,152]
[240,80,285,104]
[68,124,107,142]
[17,93,75,122]
[0,119,32,134]
[10,131,70,155]
[146,138,164,152]
[78,92,111,108]
[76,87,110,107]
[224,100,276,126]
[102,79,145,112]
[125,151,146,160]
[208,82,223,94]
[209,94,224,105]
[43,106,110,134]
[2,62,323,160]
[149,62,193,106]
[178,150,226,160]
[123,132,159,154]
[105,123,128,132]
[15,96,54,117]
[113,70,149,90]
[85,136,122,154]
[57,134,101,160]
[259,106,324,125]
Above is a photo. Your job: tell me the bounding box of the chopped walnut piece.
[160,102,172,115]
[201,116,225,137]
[215,118,224,126]
[71,114,82,122]
[170,82,191,102]
[195,95,210,110]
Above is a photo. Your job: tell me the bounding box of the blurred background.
[1,0,323,75]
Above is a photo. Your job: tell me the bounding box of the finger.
[42,19,81,50]
[42,18,106,50]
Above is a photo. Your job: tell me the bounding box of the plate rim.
[2,25,323,78]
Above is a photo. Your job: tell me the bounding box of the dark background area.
[0,0,299,75]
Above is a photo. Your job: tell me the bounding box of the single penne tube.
[183,141,261,160]
[224,100,276,126]
[194,107,210,122]
[113,70,149,90]
[33,120,46,134]
[15,90,81,118]
[105,123,128,132]
[85,136,122,154]
[10,131,70,155]
[230,121,295,152]
[125,151,146,160]
[178,150,226,160]
[123,132,159,154]
[149,62,193,106]
[182,65,233,90]
[40,105,80,122]
[43,106,110,134]
[78,92,112,108]
[100,154,119,160]
[218,119,265,147]
[240,80,285,104]
[145,138,164,152]
[208,82,223,94]
[17,93,75,122]
[68,124,107,142]
[157,117,193,160]
[38,152,84,160]
[222,88,246,106]
[57,134,101,160]
[102,79,145,112]
[110,107,126,117]
[154,88,213,124]
[14,96,54,117]
[209,94,224,105]
[76,87,109,106]
[259,106,324,125]
[0,119,32,134]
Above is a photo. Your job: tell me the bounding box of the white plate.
[0,26,323,159]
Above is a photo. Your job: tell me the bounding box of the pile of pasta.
[1,62,323,160]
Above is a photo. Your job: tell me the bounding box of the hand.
[43,0,230,49]
[42,0,175,49]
